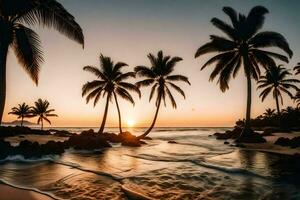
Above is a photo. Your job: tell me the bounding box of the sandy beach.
[0,184,52,200]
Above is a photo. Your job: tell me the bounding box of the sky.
[4,0,300,127]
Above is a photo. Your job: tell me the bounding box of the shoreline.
[0,179,59,200]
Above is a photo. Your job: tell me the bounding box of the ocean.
[0,127,300,200]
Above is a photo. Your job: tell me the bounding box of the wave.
[124,153,267,179]
[51,160,123,181]
[0,155,59,163]
[0,179,61,200]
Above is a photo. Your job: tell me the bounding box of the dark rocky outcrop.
[0,126,51,138]
[275,137,300,148]
[213,127,266,143]
[119,132,142,147]
[168,141,177,144]
[67,129,111,150]
[50,129,76,137]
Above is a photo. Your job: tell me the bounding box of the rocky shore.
[0,127,147,160]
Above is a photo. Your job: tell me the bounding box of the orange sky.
[3,0,300,127]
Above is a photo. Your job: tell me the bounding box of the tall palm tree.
[294,63,300,75]
[0,0,84,124]
[82,54,140,134]
[194,6,292,137]
[135,51,190,139]
[31,99,58,130]
[257,65,299,115]
[8,102,32,126]
[263,108,275,119]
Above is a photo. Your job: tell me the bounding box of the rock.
[224,141,229,145]
[0,126,52,138]
[235,129,266,143]
[139,140,147,145]
[168,141,177,144]
[213,127,243,140]
[41,141,65,155]
[67,131,111,150]
[143,136,152,140]
[290,136,300,148]
[274,137,291,146]
[52,130,75,137]
[102,132,122,143]
[0,139,12,160]
[294,153,300,158]
[119,132,141,147]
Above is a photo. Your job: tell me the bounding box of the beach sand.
[0,184,52,200]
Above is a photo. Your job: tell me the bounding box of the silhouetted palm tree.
[135,51,190,139]
[257,65,299,115]
[294,90,300,108]
[31,99,58,130]
[8,103,32,126]
[0,0,84,124]
[82,54,140,134]
[195,6,292,137]
[294,63,300,75]
[263,108,275,119]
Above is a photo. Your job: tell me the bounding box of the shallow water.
[1,127,300,200]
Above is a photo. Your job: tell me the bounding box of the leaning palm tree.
[0,0,84,124]
[194,6,292,138]
[294,63,300,75]
[257,65,299,115]
[31,99,58,130]
[135,51,190,139]
[263,108,275,119]
[82,54,140,134]
[8,103,32,126]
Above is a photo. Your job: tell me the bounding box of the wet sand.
[0,184,52,200]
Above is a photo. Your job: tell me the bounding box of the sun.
[127,119,135,127]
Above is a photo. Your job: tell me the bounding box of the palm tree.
[257,65,299,115]
[294,90,300,108]
[0,0,84,124]
[8,103,32,126]
[135,51,190,139]
[82,54,140,134]
[263,108,275,119]
[31,99,58,130]
[194,6,292,138]
[294,63,300,75]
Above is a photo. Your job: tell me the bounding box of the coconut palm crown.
[134,50,190,139]
[257,65,299,115]
[31,99,58,130]
[0,0,84,124]
[194,6,293,137]
[82,54,140,133]
[8,102,32,126]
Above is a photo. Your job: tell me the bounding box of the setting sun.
[127,119,135,127]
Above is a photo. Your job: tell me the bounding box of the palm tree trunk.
[245,72,252,131]
[98,94,110,133]
[0,42,9,125]
[41,118,43,130]
[21,116,24,127]
[137,97,161,139]
[113,92,122,134]
[275,93,281,116]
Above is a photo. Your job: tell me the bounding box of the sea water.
[0,127,300,200]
